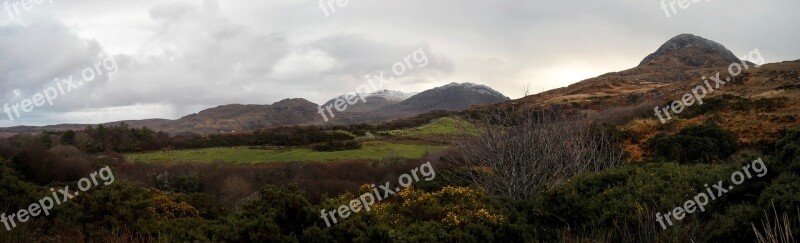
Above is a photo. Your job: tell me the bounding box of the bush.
[312,141,362,152]
[757,173,800,212]
[0,159,40,212]
[647,124,738,164]
[223,185,316,242]
[154,171,204,193]
[10,145,94,184]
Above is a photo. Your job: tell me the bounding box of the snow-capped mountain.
[380,82,510,113]
[366,90,418,102]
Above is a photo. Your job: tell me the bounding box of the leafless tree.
[446,108,626,200]
[521,83,531,97]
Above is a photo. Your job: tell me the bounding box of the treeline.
[1,110,457,155]
[170,128,355,150]
[0,124,356,155]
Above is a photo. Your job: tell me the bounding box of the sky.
[0,0,798,127]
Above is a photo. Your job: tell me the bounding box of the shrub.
[312,141,362,152]
[758,173,800,213]
[0,159,40,212]
[602,124,644,144]
[647,124,738,164]
[154,171,204,193]
[224,185,315,242]
[10,145,93,184]
[539,162,742,241]
[596,101,660,125]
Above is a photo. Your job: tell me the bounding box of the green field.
[386,117,477,137]
[127,141,447,164]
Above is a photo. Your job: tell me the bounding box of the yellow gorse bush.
[367,186,504,227]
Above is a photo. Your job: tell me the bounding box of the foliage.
[3,113,800,242]
[647,123,738,163]
[0,159,40,212]
[312,141,363,152]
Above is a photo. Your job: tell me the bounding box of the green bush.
[647,124,738,163]
[154,172,204,193]
[223,185,316,242]
[312,141,362,152]
[0,159,40,212]
[757,173,800,212]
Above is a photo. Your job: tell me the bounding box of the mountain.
[476,33,800,160]
[321,90,417,113]
[366,90,418,102]
[0,99,320,134]
[322,84,508,124]
[0,84,509,134]
[478,34,754,110]
[167,98,320,133]
[639,34,742,68]
[383,82,509,113]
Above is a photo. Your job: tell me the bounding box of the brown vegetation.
[445,109,626,200]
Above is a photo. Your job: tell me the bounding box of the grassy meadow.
[126,118,463,164]
[126,141,447,163]
[385,117,476,137]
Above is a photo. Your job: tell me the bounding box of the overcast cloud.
[0,0,798,126]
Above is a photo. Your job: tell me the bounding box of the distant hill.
[168,98,320,133]
[321,90,418,113]
[382,82,509,113]
[325,83,509,124]
[0,84,509,134]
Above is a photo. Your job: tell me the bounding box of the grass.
[386,117,476,137]
[127,141,447,164]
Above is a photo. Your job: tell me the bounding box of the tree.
[74,132,93,151]
[446,109,626,200]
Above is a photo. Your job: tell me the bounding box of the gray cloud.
[0,0,798,126]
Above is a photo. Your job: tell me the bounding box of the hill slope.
[475,34,800,159]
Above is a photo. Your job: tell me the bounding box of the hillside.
[477,34,800,160]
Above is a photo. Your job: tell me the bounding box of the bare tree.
[521,83,531,97]
[446,108,626,200]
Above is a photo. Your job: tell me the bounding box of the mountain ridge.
[0,83,509,134]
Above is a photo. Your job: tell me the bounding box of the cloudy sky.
[0,0,798,126]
